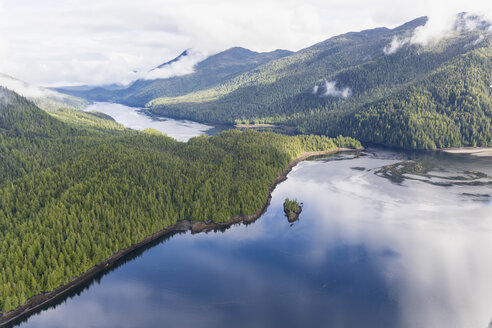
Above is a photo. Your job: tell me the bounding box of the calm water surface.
[84,102,223,141]
[12,144,492,327]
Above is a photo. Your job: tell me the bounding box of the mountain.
[146,15,492,149]
[0,74,88,111]
[154,49,190,69]
[0,86,67,137]
[56,47,293,107]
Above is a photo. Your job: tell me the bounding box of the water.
[84,102,223,142]
[10,149,492,327]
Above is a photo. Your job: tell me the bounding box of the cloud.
[319,80,352,98]
[143,49,208,80]
[383,36,411,55]
[0,88,13,106]
[0,74,54,98]
[466,34,486,47]
[0,0,492,85]
[384,9,492,55]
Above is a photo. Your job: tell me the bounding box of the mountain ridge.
[55,14,492,149]
[154,49,190,69]
[145,15,492,149]
[56,47,293,106]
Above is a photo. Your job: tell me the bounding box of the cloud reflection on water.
[277,152,492,328]
[16,150,492,328]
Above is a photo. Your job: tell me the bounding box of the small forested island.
[0,87,361,319]
[283,198,302,222]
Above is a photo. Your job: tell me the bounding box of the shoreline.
[234,123,296,132]
[440,147,492,157]
[0,146,362,327]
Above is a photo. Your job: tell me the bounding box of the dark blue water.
[13,148,492,328]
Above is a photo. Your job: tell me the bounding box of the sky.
[0,0,491,87]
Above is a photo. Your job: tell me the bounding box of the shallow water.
[11,147,492,328]
[84,102,222,142]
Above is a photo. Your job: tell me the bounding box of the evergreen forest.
[0,87,360,313]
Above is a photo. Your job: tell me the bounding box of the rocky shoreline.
[0,146,362,327]
[284,205,302,223]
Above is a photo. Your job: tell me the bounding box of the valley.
[1,9,491,328]
[60,15,492,150]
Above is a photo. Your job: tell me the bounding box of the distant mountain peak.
[155,49,191,70]
[392,16,428,32]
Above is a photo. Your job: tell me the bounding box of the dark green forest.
[296,46,492,149]
[0,87,360,313]
[141,17,492,149]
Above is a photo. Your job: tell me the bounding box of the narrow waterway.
[84,102,224,141]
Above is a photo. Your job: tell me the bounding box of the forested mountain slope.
[0,74,88,111]
[147,15,492,149]
[298,46,492,148]
[0,87,359,314]
[56,47,292,107]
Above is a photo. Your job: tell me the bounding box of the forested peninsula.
[0,87,361,320]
